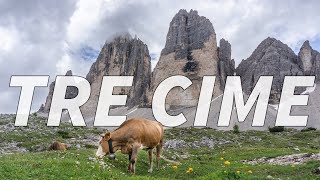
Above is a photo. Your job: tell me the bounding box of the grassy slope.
[1,145,320,179]
[1,116,320,179]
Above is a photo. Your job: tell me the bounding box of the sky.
[0,0,320,113]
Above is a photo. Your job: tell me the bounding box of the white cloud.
[66,0,104,49]
[0,26,18,52]
[0,0,77,113]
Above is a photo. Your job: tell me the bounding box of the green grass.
[1,147,320,179]
[1,115,320,179]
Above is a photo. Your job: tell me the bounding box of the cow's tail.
[159,122,164,146]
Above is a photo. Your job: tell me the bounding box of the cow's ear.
[100,133,105,138]
[104,132,111,140]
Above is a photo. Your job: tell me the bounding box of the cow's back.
[114,118,163,148]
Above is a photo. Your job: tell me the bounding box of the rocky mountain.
[81,34,151,118]
[38,70,78,113]
[149,9,234,108]
[36,9,320,130]
[297,40,320,80]
[236,37,304,103]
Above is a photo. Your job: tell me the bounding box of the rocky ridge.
[236,37,304,103]
[237,38,320,103]
[36,9,320,130]
[39,9,235,117]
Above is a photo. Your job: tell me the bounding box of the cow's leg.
[148,148,153,173]
[156,141,163,169]
[128,153,132,172]
[129,143,140,174]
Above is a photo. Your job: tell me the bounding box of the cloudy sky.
[0,0,320,113]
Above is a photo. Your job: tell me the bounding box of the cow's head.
[96,132,115,160]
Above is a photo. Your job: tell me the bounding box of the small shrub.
[269,126,285,133]
[57,130,71,138]
[301,127,317,132]
[84,144,97,149]
[221,171,242,180]
[233,124,240,133]
[0,121,8,125]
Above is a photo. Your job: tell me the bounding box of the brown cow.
[96,118,164,174]
[48,141,68,151]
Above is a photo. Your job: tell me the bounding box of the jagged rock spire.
[82,34,152,117]
[38,70,78,113]
[298,40,320,79]
[150,9,223,107]
[161,9,215,59]
[218,38,235,88]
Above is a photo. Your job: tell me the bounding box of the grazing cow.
[48,141,68,151]
[96,118,164,174]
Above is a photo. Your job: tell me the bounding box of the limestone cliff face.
[218,38,235,88]
[82,34,151,117]
[236,37,303,103]
[150,9,224,107]
[297,40,320,81]
[298,41,313,75]
[38,70,78,113]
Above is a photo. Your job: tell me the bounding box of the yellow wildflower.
[172,166,178,169]
[224,161,231,165]
[248,170,253,174]
[220,157,224,160]
[186,170,190,173]
[188,167,193,172]
[236,170,240,174]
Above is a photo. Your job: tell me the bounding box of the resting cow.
[48,141,68,151]
[96,118,164,174]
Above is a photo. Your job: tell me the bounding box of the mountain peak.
[65,70,73,76]
[162,9,215,59]
[236,37,303,102]
[301,40,312,49]
[298,40,314,75]
[150,9,225,107]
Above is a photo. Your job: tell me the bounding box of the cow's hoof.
[148,169,153,173]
